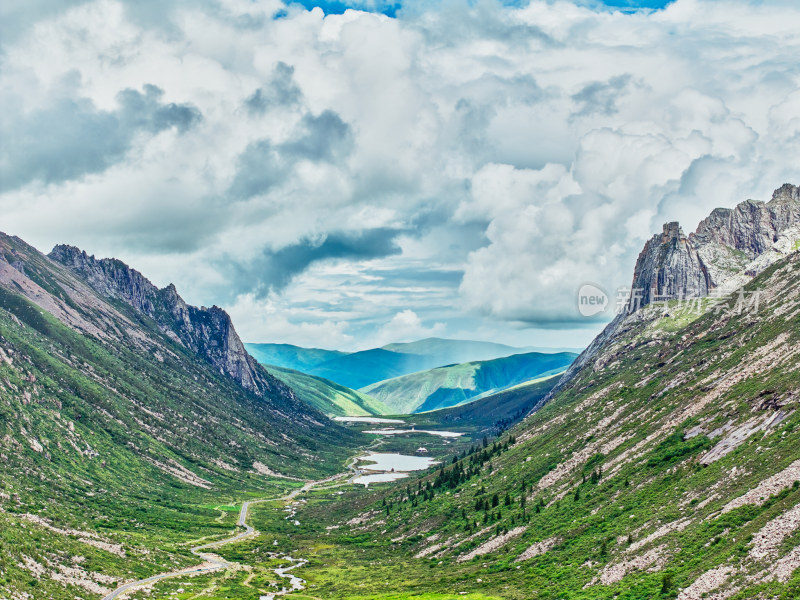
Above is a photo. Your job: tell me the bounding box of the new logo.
[578,284,609,317]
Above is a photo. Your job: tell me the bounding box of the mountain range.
[0,233,370,597]
[3,184,800,599]
[245,338,576,390]
[361,350,577,414]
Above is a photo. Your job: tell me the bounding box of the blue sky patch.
[291,0,673,17]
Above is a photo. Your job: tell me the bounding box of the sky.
[1,0,799,351]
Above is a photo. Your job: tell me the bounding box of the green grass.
[266,364,390,416]
[361,352,575,414]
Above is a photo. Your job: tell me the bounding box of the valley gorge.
[2,184,800,599]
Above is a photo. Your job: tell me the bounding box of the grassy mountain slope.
[264,365,390,416]
[244,342,346,372]
[245,250,800,600]
[0,233,359,599]
[419,374,561,433]
[360,351,577,414]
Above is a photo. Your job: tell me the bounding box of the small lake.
[353,452,437,487]
[358,452,438,472]
[333,416,405,424]
[352,472,410,486]
[362,428,464,438]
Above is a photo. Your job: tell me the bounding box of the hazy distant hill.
[361,351,577,414]
[245,342,346,372]
[307,348,433,390]
[247,337,572,390]
[381,338,537,363]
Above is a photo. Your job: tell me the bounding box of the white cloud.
[1,0,799,343]
[227,294,357,350]
[372,310,447,347]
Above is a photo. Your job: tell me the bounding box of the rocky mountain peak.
[661,221,685,244]
[629,184,800,312]
[48,245,278,399]
[548,184,800,402]
[772,182,800,203]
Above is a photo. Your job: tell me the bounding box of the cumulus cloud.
[1,0,799,345]
[229,109,352,199]
[0,85,201,192]
[372,309,447,347]
[244,62,303,115]
[571,74,634,117]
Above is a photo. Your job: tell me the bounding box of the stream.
[102,432,447,598]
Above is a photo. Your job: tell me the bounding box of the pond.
[358,452,438,472]
[333,416,405,424]
[352,472,410,486]
[361,428,464,438]
[353,452,438,487]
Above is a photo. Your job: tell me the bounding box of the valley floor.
[98,425,483,600]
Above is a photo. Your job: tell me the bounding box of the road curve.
[101,512,254,600]
[101,448,375,600]
[100,473,346,600]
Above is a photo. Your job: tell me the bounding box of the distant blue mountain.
[246,337,583,391]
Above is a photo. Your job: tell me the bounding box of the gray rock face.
[630,222,710,308]
[694,184,800,258]
[49,245,281,398]
[543,183,800,406]
[628,184,800,310]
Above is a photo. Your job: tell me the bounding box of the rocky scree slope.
[303,188,800,599]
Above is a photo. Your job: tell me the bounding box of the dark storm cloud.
[229,109,353,199]
[0,85,201,192]
[227,228,405,298]
[245,62,303,115]
[571,74,633,117]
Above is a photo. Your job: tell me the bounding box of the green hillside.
[0,234,359,599]
[249,248,800,600]
[244,342,346,372]
[417,373,561,435]
[360,351,577,414]
[265,365,390,416]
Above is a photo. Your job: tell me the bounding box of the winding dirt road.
[101,465,362,600]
